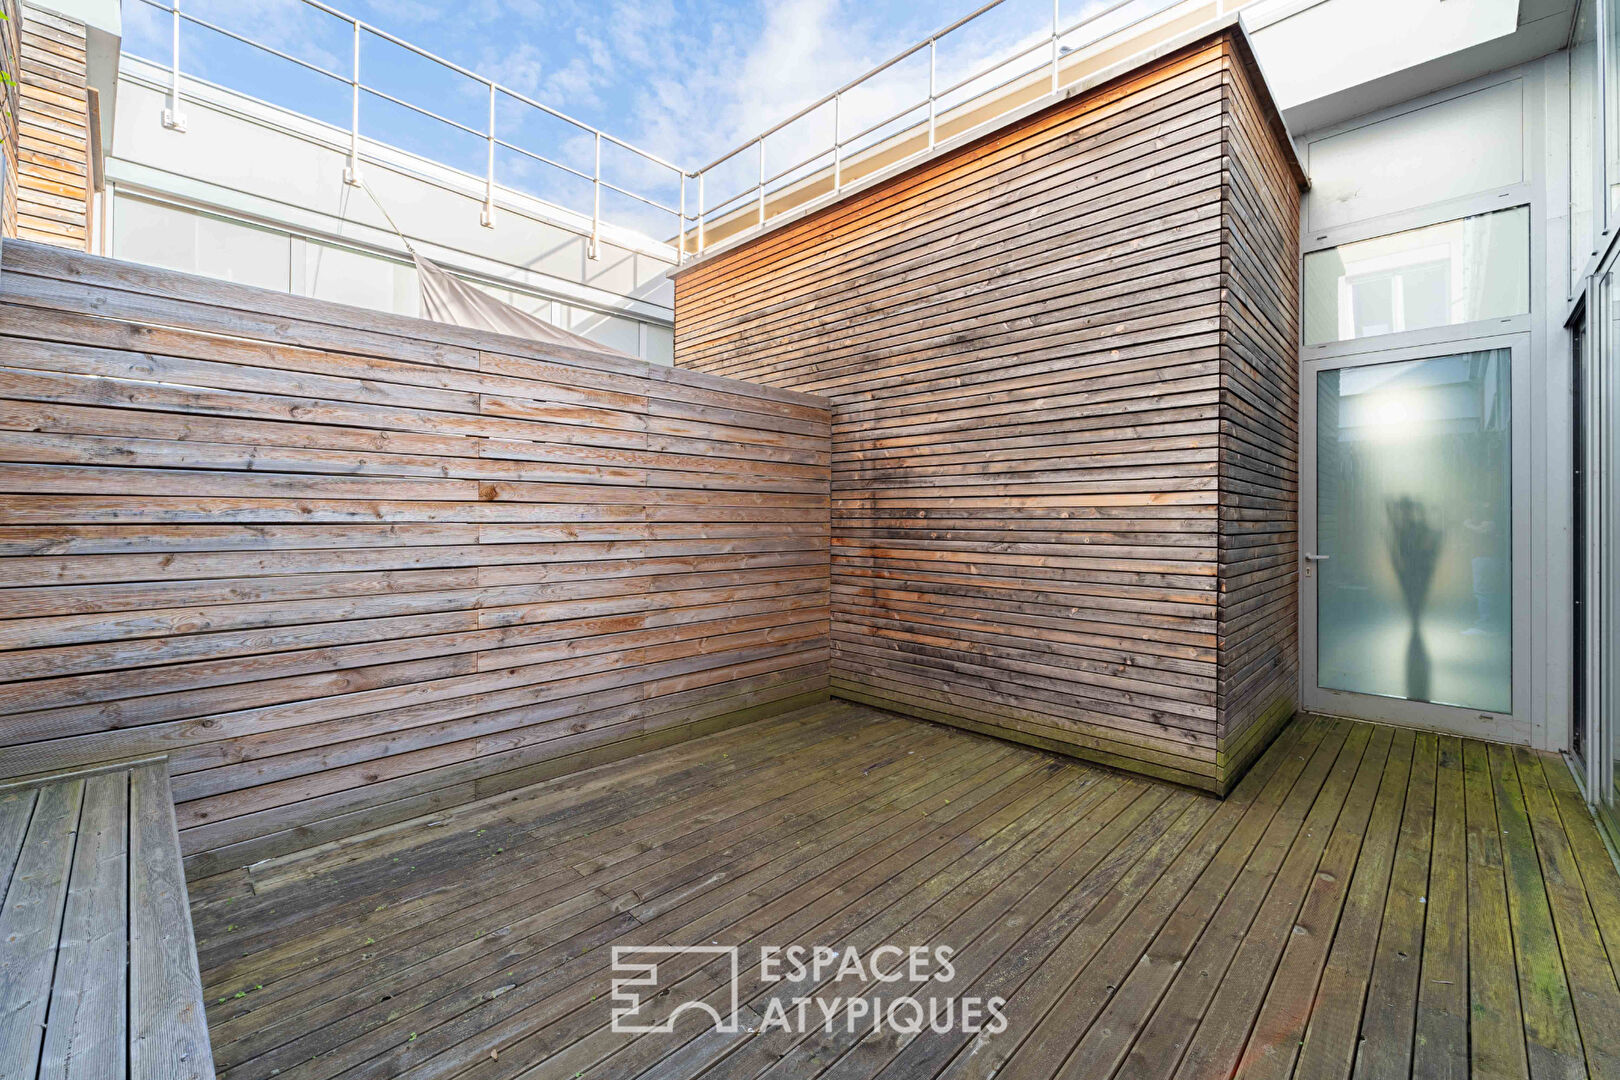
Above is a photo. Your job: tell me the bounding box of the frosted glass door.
[1315,350,1513,713]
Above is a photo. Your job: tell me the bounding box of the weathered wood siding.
[674,31,1302,792]
[15,4,87,249]
[0,241,832,876]
[1215,49,1301,785]
[0,0,20,241]
[0,761,216,1080]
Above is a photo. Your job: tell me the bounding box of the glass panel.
[1574,0,1599,287]
[1609,0,1620,220]
[302,241,420,317]
[113,195,293,293]
[1316,350,1512,713]
[1303,207,1530,345]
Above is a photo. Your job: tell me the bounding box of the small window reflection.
[1304,207,1529,345]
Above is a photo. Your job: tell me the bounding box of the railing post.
[589,131,601,260]
[833,93,842,190]
[480,81,496,227]
[757,140,766,226]
[344,19,362,185]
[928,39,937,149]
[1050,0,1061,93]
[677,172,687,261]
[161,0,186,131]
[697,171,706,254]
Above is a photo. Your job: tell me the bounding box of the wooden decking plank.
[1335,731,1439,1080]
[1099,721,1373,1080]
[200,705,848,926]
[1463,738,1530,1080]
[129,763,215,1080]
[37,770,131,1080]
[1539,758,1620,991]
[200,708,901,995]
[0,777,83,1080]
[1169,723,1396,1080]
[0,784,39,904]
[217,704,850,903]
[208,724,981,1070]
[213,719,934,1025]
[673,767,1153,1080]
[206,726,979,1066]
[1241,727,1415,1080]
[1513,746,1620,1078]
[930,716,1322,1080]
[544,765,1138,1080]
[548,717,921,870]
[223,730,1031,1078]
[191,707,1620,1080]
[704,780,1156,1080]
[1413,734,1469,1080]
[439,755,1099,1079]
[628,769,1125,1080]
[345,747,1058,1080]
[809,791,1201,1080]
[869,791,1216,1080]
[610,743,1011,923]
[1489,745,1586,1080]
[197,705,883,992]
[1006,716,1349,1079]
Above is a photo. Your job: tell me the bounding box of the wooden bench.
[0,761,215,1080]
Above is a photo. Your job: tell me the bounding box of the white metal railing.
[130,0,689,260]
[685,0,1185,254]
[127,0,1195,262]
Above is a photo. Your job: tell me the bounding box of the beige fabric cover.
[415,254,632,359]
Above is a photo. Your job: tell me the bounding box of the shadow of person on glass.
[1386,496,1443,703]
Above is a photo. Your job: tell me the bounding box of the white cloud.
[602,0,1069,217]
[358,0,443,23]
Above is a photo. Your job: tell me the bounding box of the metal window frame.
[1298,330,1535,743]
[1298,198,1536,356]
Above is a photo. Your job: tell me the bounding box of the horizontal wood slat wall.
[1,0,19,241]
[16,5,88,250]
[674,30,1303,793]
[0,240,832,877]
[1215,45,1301,784]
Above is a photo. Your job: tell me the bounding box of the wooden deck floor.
[189,702,1620,1080]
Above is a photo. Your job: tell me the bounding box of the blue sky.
[120,0,1170,236]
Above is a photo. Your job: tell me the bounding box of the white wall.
[1245,0,1576,135]
[1252,0,1520,112]
[102,57,676,363]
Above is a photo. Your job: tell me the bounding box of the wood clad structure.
[1215,44,1302,786]
[0,240,832,877]
[0,761,215,1080]
[0,0,20,240]
[674,29,1305,793]
[14,2,88,249]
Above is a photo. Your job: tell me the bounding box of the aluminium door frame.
[1299,327,1534,744]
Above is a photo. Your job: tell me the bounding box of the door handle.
[1304,553,1330,562]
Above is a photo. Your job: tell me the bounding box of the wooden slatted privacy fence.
[674,28,1305,793]
[0,0,19,241]
[0,240,832,878]
[14,3,89,249]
